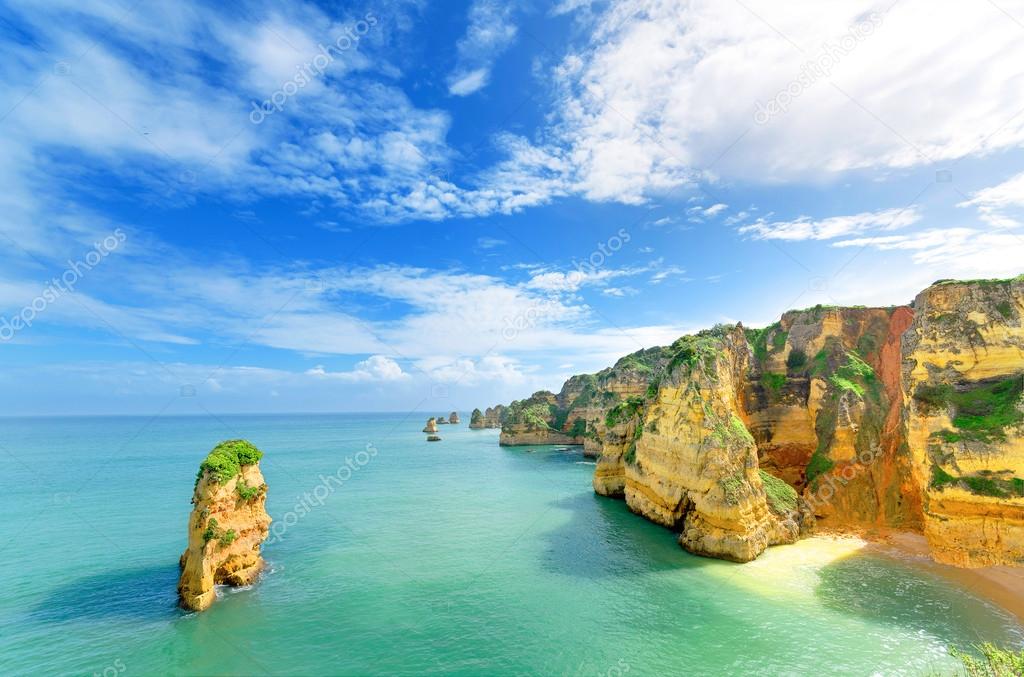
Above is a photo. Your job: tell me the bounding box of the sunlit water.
[0,413,1020,676]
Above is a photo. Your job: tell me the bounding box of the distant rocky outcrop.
[449,411,460,424]
[178,440,271,612]
[437,416,449,424]
[489,275,1024,568]
[423,417,438,433]
[427,434,441,442]
[469,405,506,429]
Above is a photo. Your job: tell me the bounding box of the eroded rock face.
[493,275,1024,567]
[902,278,1024,567]
[423,418,438,433]
[178,440,271,612]
[745,306,923,533]
[449,411,460,424]
[623,327,797,561]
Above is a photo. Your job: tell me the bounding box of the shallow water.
[0,413,1020,676]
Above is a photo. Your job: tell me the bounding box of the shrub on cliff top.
[197,439,264,485]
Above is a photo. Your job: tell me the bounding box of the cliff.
[902,278,1024,567]
[449,411,460,424]
[178,440,271,611]
[499,348,668,453]
[423,417,438,433]
[486,275,1024,568]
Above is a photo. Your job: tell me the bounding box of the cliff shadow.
[30,562,181,623]
[538,490,713,580]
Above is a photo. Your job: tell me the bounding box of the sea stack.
[437,416,449,424]
[449,411,460,424]
[423,417,438,433]
[178,440,271,612]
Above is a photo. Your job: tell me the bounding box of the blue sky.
[1,0,1023,415]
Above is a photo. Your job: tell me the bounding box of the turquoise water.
[0,413,1021,676]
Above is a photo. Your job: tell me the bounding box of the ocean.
[0,413,1020,676]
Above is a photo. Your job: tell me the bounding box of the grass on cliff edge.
[197,439,264,485]
[759,470,798,515]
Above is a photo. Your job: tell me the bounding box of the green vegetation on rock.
[930,465,1024,498]
[219,529,237,546]
[202,518,219,543]
[236,481,262,501]
[719,474,745,505]
[828,351,877,399]
[711,414,755,447]
[197,440,264,486]
[948,642,1024,676]
[759,470,798,515]
[996,300,1014,319]
[786,349,807,370]
[933,274,1024,287]
[761,372,786,394]
[606,397,645,428]
[805,450,835,484]
[746,322,781,363]
[917,376,1024,443]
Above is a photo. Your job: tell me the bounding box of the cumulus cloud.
[542,0,1024,199]
[306,355,409,382]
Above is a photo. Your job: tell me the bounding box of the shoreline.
[864,531,1024,626]
[807,529,1024,626]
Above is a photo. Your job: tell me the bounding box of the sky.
[1,0,1023,416]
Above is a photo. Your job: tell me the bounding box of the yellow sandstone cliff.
[623,327,798,561]
[178,440,272,612]
[902,278,1024,567]
[484,274,1024,568]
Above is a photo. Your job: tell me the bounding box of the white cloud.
[832,227,1024,278]
[448,68,490,96]
[739,206,921,241]
[446,0,518,96]
[306,355,409,382]
[703,203,728,217]
[541,0,1024,199]
[958,171,1024,228]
